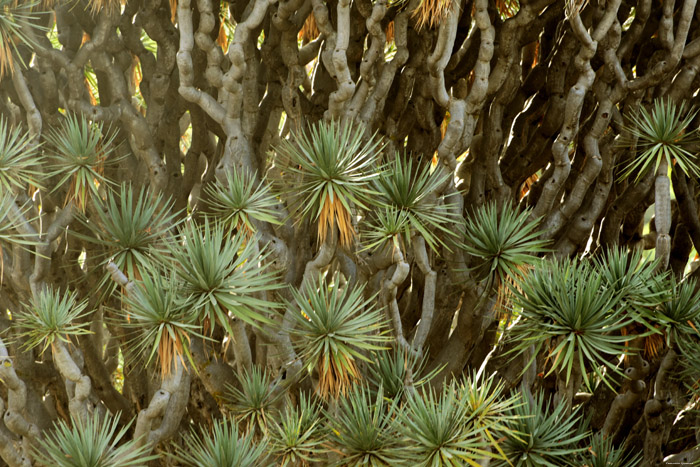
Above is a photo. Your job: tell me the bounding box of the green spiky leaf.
[367,345,440,399]
[578,432,642,467]
[16,287,91,354]
[168,219,282,336]
[120,264,202,378]
[495,392,589,467]
[171,419,270,467]
[462,202,549,284]
[225,366,282,437]
[619,98,700,182]
[269,393,327,466]
[45,113,123,211]
[372,153,461,252]
[507,258,632,389]
[275,120,383,246]
[0,116,44,192]
[34,412,157,467]
[400,383,494,467]
[76,183,181,297]
[205,169,282,233]
[289,272,389,398]
[0,1,46,78]
[327,385,406,466]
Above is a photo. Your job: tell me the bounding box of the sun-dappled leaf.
[326,385,406,466]
[269,393,327,466]
[400,383,495,466]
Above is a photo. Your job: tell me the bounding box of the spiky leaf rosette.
[33,412,157,467]
[76,184,181,296]
[0,116,44,192]
[594,248,671,358]
[45,113,121,211]
[400,383,494,467]
[204,168,281,236]
[121,265,202,379]
[360,206,410,253]
[372,153,461,252]
[326,385,406,466]
[225,366,282,437]
[577,433,642,467]
[367,346,439,399]
[495,392,588,467]
[171,419,270,467]
[653,278,700,348]
[0,1,45,78]
[457,371,522,461]
[168,218,281,337]
[16,287,91,355]
[594,247,670,320]
[275,120,383,247]
[619,97,700,182]
[507,258,632,388]
[461,202,546,320]
[289,272,389,398]
[0,193,24,245]
[269,393,327,466]
[461,202,548,295]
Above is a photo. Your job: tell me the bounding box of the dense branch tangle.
[1,0,700,464]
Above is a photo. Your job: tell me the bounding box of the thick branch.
[411,238,436,354]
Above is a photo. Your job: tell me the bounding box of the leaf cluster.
[45,113,122,211]
[619,97,700,181]
[507,258,632,388]
[289,273,389,398]
[34,412,158,467]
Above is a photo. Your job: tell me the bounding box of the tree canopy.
[1,0,700,465]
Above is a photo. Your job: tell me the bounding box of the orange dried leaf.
[299,12,320,42]
[385,21,395,43]
[318,193,355,247]
[317,355,359,399]
[170,0,178,22]
[411,0,453,31]
[217,20,229,50]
